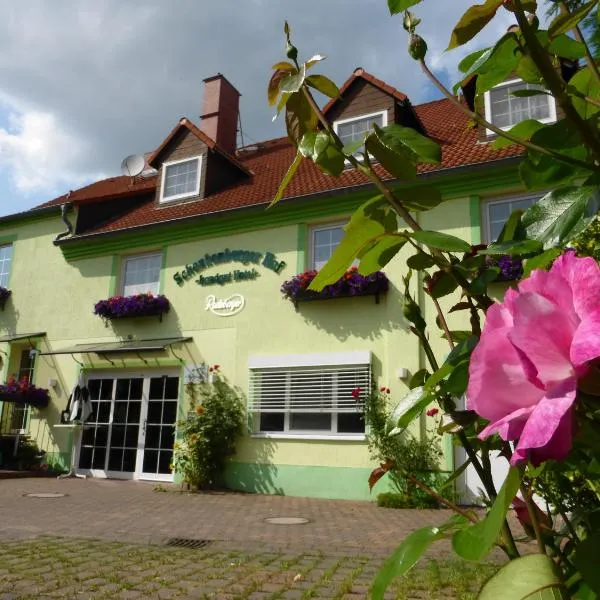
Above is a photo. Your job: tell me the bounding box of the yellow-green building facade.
[0,69,545,500]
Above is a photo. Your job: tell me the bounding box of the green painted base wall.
[223,462,394,501]
[44,451,69,472]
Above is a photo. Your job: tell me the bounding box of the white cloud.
[0,97,105,195]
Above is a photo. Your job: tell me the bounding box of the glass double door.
[77,372,179,481]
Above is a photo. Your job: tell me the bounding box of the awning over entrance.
[40,337,192,357]
[0,332,46,343]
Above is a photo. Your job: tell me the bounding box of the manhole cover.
[264,517,309,525]
[23,492,66,499]
[165,537,212,549]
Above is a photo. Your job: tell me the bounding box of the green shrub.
[364,387,451,507]
[377,491,439,509]
[172,367,245,489]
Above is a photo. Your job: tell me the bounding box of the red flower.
[351,387,362,400]
[213,364,220,371]
[426,408,439,417]
[380,387,391,394]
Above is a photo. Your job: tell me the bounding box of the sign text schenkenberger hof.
[173,249,286,287]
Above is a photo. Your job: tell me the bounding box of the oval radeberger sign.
[205,294,245,317]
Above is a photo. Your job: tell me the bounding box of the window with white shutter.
[249,352,370,437]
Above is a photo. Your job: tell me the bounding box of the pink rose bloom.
[467,252,600,466]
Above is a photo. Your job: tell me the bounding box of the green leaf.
[569,67,600,119]
[406,251,435,270]
[516,55,543,84]
[309,196,396,291]
[444,360,469,396]
[298,131,330,162]
[522,187,597,249]
[548,1,597,38]
[430,272,459,298]
[522,248,561,277]
[268,69,291,106]
[387,0,421,15]
[408,369,429,389]
[447,0,504,50]
[469,267,499,295]
[365,132,417,181]
[480,239,543,256]
[285,92,318,145]
[548,34,587,59]
[306,74,340,99]
[357,235,406,275]
[342,140,364,157]
[475,34,520,94]
[371,526,446,599]
[479,555,569,600]
[492,119,546,150]
[279,64,306,94]
[511,89,550,97]
[452,467,522,561]
[376,123,441,164]
[314,143,345,176]
[497,208,528,243]
[386,386,432,435]
[269,151,303,208]
[424,363,454,391]
[397,186,445,212]
[304,54,326,70]
[445,335,479,367]
[458,48,490,73]
[411,231,471,253]
[519,152,580,190]
[574,531,600,595]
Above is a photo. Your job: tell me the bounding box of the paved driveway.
[0,478,453,556]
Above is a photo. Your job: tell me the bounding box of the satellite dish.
[120,154,145,177]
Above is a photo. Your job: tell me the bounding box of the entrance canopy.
[0,332,46,343]
[40,337,192,357]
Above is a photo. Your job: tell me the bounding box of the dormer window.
[160,156,202,203]
[484,79,556,132]
[333,110,388,155]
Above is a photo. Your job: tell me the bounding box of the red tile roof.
[38,70,523,237]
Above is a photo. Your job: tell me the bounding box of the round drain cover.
[264,517,309,525]
[24,492,66,499]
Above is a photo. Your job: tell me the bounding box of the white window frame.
[333,110,388,162]
[249,351,370,441]
[159,156,202,203]
[0,244,13,289]
[119,252,163,297]
[483,78,556,136]
[482,193,541,243]
[308,221,348,271]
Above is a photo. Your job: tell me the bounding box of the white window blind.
[160,157,201,202]
[121,253,162,296]
[249,361,370,435]
[0,245,13,289]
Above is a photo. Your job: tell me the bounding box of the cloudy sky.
[0,0,516,217]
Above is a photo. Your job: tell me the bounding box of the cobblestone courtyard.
[0,478,501,599]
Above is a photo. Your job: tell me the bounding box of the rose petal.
[551,252,600,322]
[509,292,577,387]
[570,309,600,369]
[468,325,543,423]
[510,379,576,466]
[479,405,534,442]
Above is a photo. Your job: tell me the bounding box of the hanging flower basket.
[0,286,11,311]
[282,267,389,308]
[93,293,170,323]
[0,378,50,409]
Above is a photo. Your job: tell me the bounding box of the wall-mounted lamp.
[396,367,409,380]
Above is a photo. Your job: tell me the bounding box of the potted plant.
[281,267,389,308]
[93,293,170,324]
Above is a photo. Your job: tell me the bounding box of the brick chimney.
[199,74,240,156]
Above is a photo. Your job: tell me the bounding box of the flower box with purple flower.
[93,293,170,323]
[0,378,50,409]
[485,255,523,282]
[281,268,389,308]
[0,286,11,311]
